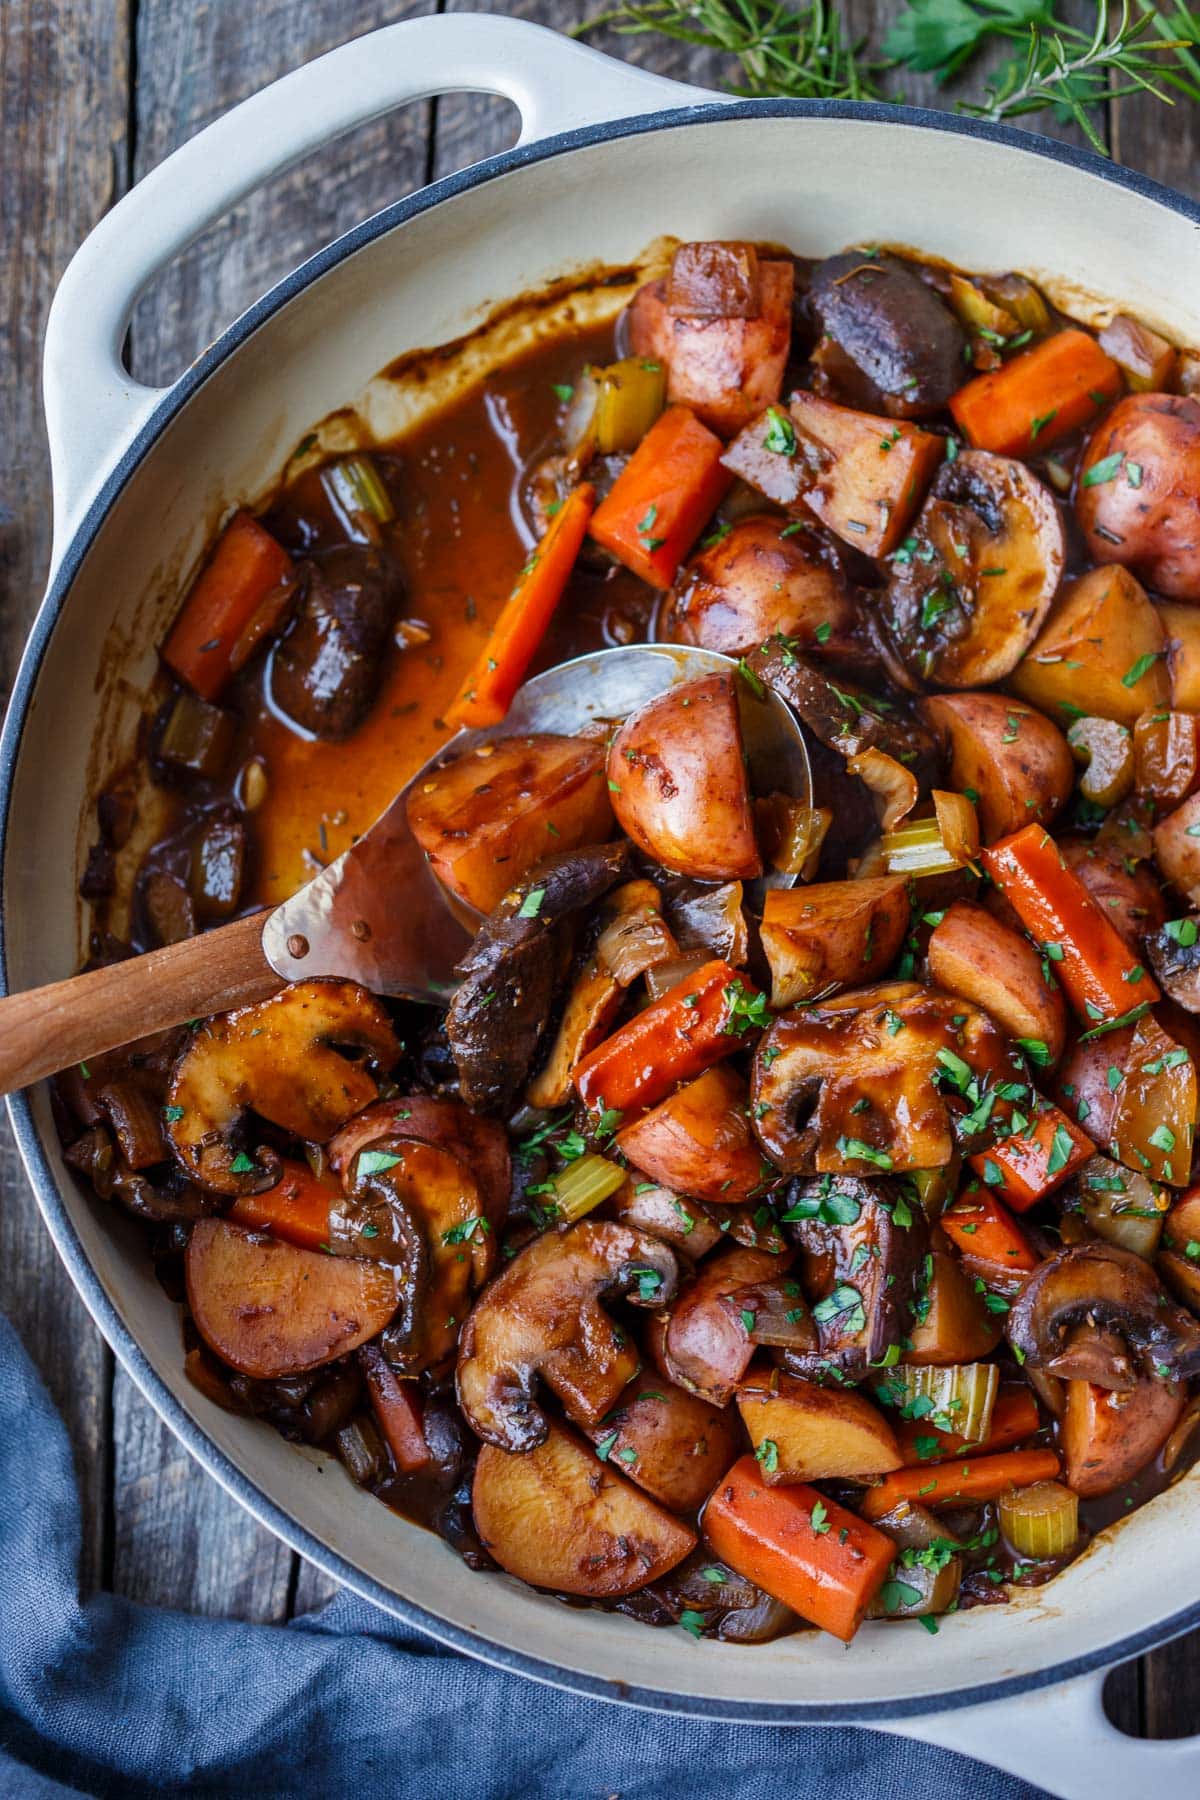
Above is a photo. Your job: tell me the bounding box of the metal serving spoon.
[0,645,811,1094]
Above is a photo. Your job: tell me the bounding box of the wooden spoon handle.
[0,911,285,1094]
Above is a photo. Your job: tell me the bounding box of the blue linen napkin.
[0,1314,1047,1799]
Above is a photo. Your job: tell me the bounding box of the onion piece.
[645,951,711,1001]
[1072,1155,1169,1260]
[933,789,980,866]
[596,881,679,987]
[756,795,832,877]
[998,1480,1079,1559]
[848,748,920,833]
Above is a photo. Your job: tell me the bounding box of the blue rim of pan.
[4,96,1200,1723]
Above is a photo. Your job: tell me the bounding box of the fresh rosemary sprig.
[573,0,887,102]
[575,0,1200,155]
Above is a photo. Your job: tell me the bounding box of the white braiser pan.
[3,15,1200,1795]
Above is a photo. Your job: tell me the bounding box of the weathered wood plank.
[128,0,437,388]
[0,0,133,1597]
[291,1555,342,1619]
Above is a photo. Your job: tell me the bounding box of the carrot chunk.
[969,1101,1094,1212]
[446,484,595,728]
[574,959,760,1117]
[982,823,1159,1025]
[360,1343,432,1473]
[895,1387,1041,1466]
[949,329,1121,457]
[941,1190,1039,1274]
[228,1159,334,1252]
[162,511,294,701]
[703,1455,894,1642]
[859,1448,1061,1519]
[589,407,731,588]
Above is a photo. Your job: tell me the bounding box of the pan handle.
[42,13,714,571]
[878,1662,1200,1800]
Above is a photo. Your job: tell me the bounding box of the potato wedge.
[1076,393,1200,600]
[472,1421,696,1597]
[662,1246,785,1404]
[629,263,794,437]
[927,900,1066,1062]
[585,1379,741,1511]
[1160,1192,1200,1313]
[615,1063,767,1204]
[185,1219,403,1380]
[1159,600,1200,711]
[1057,835,1166,949]
[920,691,1072,843]
[1154,791,1200,903]
[662,514,855,658]
[406,734,612,916]
[1011,565,1169,727]
[904,1247,1003,1366]
[1054,1025,1137,1148]
[760,876,910,1007]
[607,672,760,881]
[789,391,944,557]
[737,1369,902,1482]
[1062,1375,1184,1498]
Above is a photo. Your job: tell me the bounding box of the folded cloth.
[0,1315,1047,1800]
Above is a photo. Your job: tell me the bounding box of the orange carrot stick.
[574,959,760,1116]
[896,1387,1041,1466]
[360,1344,432,1473]
[941,1190,1039,1274]
[703,1456,895,1642]
[983,824,1159,1025]
[949,329,1121,457]
[589,406,731,589]
[162,511,294,701]
[228,1160,335,1252]
[445,484,595,729]
[859,1447,1061,1519]
[969,1101,1093,1213]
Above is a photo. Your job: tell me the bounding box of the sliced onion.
[848,747,920,832]
[933,789,980,866]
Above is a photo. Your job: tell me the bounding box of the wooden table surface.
[2,0,1198,1749]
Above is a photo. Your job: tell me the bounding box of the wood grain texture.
[0,910,281,1092]
[0,0,133,1597]
[0,0,1197,1738]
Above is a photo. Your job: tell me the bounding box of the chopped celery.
[893,1362,998,1444]
[998,1480,1079,1559]
[880,816,959,876]
[547,1152,627,1225]
[321,454,395,542]
[594,357,667,455]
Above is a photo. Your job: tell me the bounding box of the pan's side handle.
[878,1664,1200,1800]
[43,12,714,569]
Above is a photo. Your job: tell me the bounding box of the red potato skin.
[661,515,855,657]
[1054,1026,1136,1147]
[927,899,1067,1061]
[585,1379,743,1512]
[1076,393,1200,600]
[919,691,1073,843]
[1062,1376,1184,1497]
[616,1064,767,1205]
[661,1245,785,1404]
[1057,836,1167,949]
[628,264,794,438]
[607,672,762,880]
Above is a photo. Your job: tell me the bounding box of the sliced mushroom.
[780,1174,930,1376]
[743,639,940,783]
[455,1218,679,1451]
[807,251,967,418]
[330,1135,494,1375]
[885,452,1064,688]
[64,1124,220,1224]
[752,980,1012,1175]
[1146,918,1200,1013]
[165,980,400,1196]
[1007,1242,1200,1387]
[326,1094,511,1228]
[445,841,634,1113]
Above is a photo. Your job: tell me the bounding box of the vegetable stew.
[61,238,1200,1645]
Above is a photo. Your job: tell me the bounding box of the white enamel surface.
[8,12,1200,1782]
